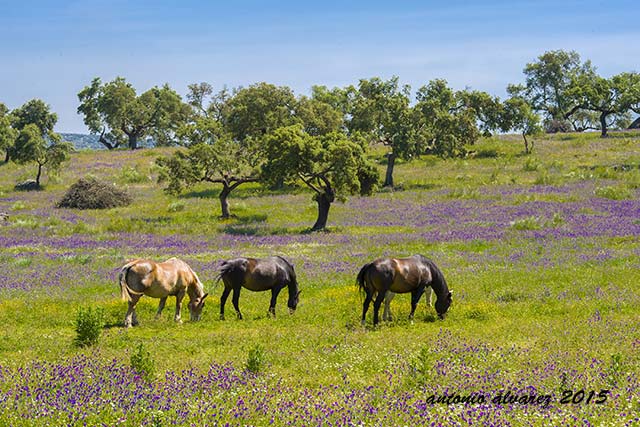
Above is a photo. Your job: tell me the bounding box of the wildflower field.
[0,133,638,426]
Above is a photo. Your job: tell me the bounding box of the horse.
[119,257,208,327]
[217,256,300,320]
[356,255,452,326]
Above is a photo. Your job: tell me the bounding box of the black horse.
[217,256,300,319]
[357,255,452,325]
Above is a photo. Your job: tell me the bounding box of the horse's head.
[189,293,208,321]
[287,290,301,314]
[435,290,452,320]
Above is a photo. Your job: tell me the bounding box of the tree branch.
[298,173,322,194]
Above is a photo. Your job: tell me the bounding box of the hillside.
[0,132,638,425]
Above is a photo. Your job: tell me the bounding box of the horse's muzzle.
[437,313,446,320]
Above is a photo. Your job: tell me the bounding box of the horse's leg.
[269,286,283,317]
[361,289,373,326]
[428,287,434,307]
[383,291,395,321]
[155,297,167,320]
[124,295,141,327]
[410,286,426,320]
[232,286,243,320]
[220,286,232,320]
[174,290,185,323]
[372,291,387,326]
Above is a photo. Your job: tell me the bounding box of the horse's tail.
[356,262,373,294]
[215,260,233,283]
[118,260,139,302]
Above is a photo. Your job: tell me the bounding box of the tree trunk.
[35,163,42,187]
[600,112,609,138]
[99,134,117,150]
[219,185,231,218]
[311,191,334,231]
[128,134,138,150]
[383,152,396,187]
[4,151,8,163]
[522,132,528,154]
[628,117,640,129]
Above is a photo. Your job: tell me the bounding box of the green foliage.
[523,157,541,171]
[594,185,632,200]
[510,216,543,230]
[11,99,58,135]
[415,79,480,158]
[0,103,16,158]
[119,166,149,183]
[296,95,343,136]
[349,77,415,186]
[130,343,156,381]
[245,344,267,374]
[10,123,72,186]
[261,125,377,229]
[568,71,640,136]
[77,77,189,149]
[168,201,185,212]
[502,97,542,153]
[156,138,259,217]
[507,49,594,127]
[408,347,432,385]
[225,82,298,142]
[10,201,26,211]
[74,307,105,348]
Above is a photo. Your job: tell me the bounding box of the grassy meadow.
[0,132,639,426]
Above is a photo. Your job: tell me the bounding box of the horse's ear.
[202,293,209,301]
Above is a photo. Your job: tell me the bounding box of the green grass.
[0,132,639,424]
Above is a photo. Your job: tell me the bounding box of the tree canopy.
[414,79,481,158]
[77,77,189,150]
[262,125,378,231]
[568,71,640,137]
[11,123,72,187]
[348,76,416,187]
[0,103,16,162]
[507,50,595,131]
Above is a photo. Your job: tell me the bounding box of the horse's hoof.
[220,315,225,321]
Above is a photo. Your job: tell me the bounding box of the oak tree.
[262,125,378,231]
[77,77,189,150]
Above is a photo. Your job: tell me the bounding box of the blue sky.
[1,0,638,133]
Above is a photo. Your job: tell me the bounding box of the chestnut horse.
[119,257,208,327]
[357,255,452,325]
[217,256,300,320]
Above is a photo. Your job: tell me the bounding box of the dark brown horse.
[217,256,300,320]
[357,255,452,325]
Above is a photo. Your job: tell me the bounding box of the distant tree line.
[1,49,638,228]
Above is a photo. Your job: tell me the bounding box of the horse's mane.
[275,255,294,271]
[417,255,448,294]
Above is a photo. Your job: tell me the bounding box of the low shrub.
[74,306,104,348]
